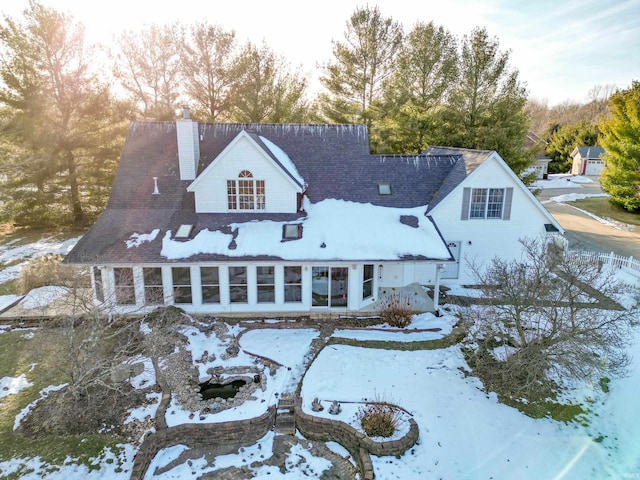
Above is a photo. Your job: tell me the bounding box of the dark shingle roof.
[65,123,465,264]
[423,146,494,212]
[573,146,605,159]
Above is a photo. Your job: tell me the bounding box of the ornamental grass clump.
[357,402,400,438]
[378,291,414,328]
[18,253,79,294]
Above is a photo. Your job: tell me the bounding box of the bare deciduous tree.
[462,237,639,402]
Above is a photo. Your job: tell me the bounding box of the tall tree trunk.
[64,150,83,225]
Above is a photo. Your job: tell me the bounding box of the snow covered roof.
[160,199,452,262]
[65,122,463,265]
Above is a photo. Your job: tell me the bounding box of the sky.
[2,0,640,106]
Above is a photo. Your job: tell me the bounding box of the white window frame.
[469,188,505,219]
[227,170,265,211]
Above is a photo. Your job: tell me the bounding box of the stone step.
[275,412,296,435]
[277,396,295,406]
[277,398,295,413]
[275,423,296,435]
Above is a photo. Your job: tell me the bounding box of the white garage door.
[585,160,604,176]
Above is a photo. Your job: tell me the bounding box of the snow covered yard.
[0,233,80,286]
[0,300,638,479]
[0,232,81,315]
[531,173,596,190]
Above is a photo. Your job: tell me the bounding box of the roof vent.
[152,177,160,195]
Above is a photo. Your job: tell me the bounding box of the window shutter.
[503,187,513,220]
[461,188,471,220]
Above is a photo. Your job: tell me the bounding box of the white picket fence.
[567,249,640,279]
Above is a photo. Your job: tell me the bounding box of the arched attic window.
[227,170,266,210]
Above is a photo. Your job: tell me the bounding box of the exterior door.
[312,266,348,307]
[441,241,461,279]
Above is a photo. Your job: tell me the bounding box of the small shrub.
[378,291,413,328]
[599,377,610,393]
[18,254,80,294]
[357,402,400,438]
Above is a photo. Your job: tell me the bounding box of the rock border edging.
[129,406,276,480]
[295,397,419,480]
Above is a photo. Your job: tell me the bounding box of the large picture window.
[201,267,220,304]
[172,267,192,304]
[470,188,505,219]
[227,170,265,210]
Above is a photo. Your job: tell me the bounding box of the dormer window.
[227,170,265,210]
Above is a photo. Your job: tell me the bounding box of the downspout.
[433,264,443,312]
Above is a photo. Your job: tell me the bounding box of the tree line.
[0,2,636,228]
[526,81,640,213]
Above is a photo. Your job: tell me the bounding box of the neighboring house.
[64,111,563,315]
[523,155,551,180]
[523,131,551,179]
[570,146,605,176]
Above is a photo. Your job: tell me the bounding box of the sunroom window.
[172,267,192,304]
[114,267,135,305]
[229,266,248,303]
[143,267,164,304]
[257,266,275,303]
[201,267,220,304]
[93,267,104,303]
[284,266,302,302]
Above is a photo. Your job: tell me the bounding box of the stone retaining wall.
[129,406,276,480]
[295,399,419,480]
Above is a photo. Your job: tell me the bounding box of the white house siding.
[377,261,439,289]
[429,155,553,285]
[95,262,392,315]
[191,136,299,213]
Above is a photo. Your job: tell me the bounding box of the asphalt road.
[536,180,640,259]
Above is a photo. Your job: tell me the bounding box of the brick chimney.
[176,106,200,180]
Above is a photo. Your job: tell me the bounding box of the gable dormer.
[187,130,305,214]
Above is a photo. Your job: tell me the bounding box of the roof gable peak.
[187,129,304,193]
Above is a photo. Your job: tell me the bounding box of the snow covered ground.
[1,285,639,479]
[0,235,79,285]
[531,173,596,190]
[0,234,80,314]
